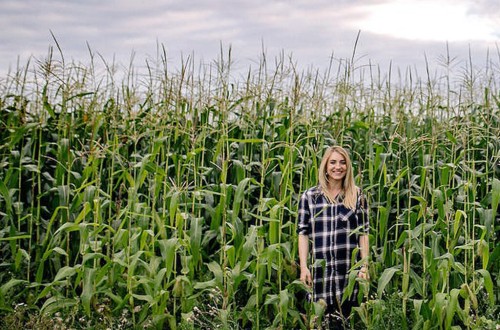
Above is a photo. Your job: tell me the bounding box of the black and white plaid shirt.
[297,185,369,306]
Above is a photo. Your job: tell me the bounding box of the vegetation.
[0,44,499,329]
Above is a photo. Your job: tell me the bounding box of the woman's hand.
[358,265,369,280]
[298,235,312,287]
[300,267,312,287]
[358,235,370,281]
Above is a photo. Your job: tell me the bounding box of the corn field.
[0,46,499,329]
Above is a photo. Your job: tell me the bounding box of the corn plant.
[0,44,499,329]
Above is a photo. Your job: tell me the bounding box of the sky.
[0,0,499,80]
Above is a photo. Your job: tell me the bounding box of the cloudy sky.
[1,0,499,78]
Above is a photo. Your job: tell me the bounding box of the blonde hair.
[318,146,357,210]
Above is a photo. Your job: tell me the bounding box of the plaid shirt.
[297,185,369,306]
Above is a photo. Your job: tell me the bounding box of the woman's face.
[326,151,347,183]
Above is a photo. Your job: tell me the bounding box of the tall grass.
[0,44,499,329]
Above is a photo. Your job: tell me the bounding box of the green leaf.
[75,202,92,224]
[53,265,80,282]
[0,178,12,216]
[433,292,447,321]
[388,167,408,191]
[42,85,56,118]
[343,269,358,303]
[81,267,96,316]
[193,278,217,290]
[53,222,81,236]
[41,297,78,315]
[207,261,223,288]
[378,205,388,241]
[52,247,68,256]
[446,289,461,329]
[453,210,466,238]
[227,138,265,143]
[225,244,235,268]
[0,234,30,241]
[189,217,203,267]
[169,191,179,228]
[232,177,252,223]
[476,269,494,306]
[264,293,279,305]
[433,189,445,220]
[132,294,153,303]
[158,238,178,280]
[0,279,27,307]
[82,253,109,264]
[23,164,40,173]
[492,178,500,212]
[240,225,257,267]
[154,268,167,291]
[377,266,400,298]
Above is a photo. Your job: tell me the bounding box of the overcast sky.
[1,0,499,79]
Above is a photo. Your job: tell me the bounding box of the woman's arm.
[358,234,370,279]
[357,190,370,279]
[298,234,312,286]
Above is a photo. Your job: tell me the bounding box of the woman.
[297,146,369,325]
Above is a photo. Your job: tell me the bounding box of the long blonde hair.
[318,146,357,210]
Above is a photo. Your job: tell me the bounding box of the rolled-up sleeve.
[357,192,370,234]
[297,192,311,235]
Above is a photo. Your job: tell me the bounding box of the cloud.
[350,0,499,42]
[0,0,497,78]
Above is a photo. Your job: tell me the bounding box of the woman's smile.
[327,151,347,181]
